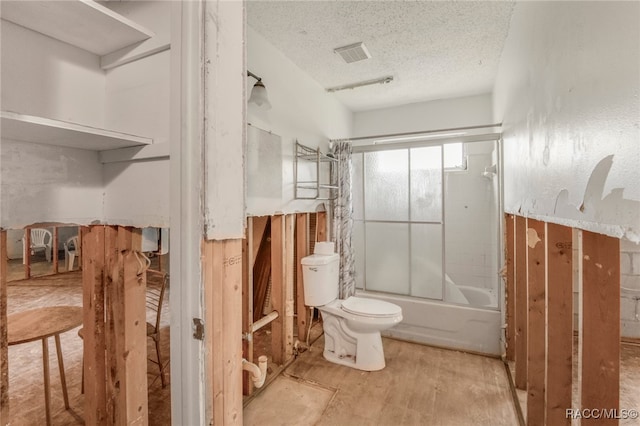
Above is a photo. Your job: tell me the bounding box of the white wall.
[1,3,171,230]
[0,140,104,229]
[0,19,106,229]
[493,1,640,242]
[246,26,353,216]
[102,49,171,228]
[0,20,105,127]
[353,93,493,140]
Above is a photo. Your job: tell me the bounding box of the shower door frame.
[352,136,505,356]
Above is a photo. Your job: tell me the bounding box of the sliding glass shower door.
[352,140,502,354]
[353,147,444,299]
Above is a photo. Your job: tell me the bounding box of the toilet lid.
[341,297,401,318]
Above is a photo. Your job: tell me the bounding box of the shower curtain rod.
[330,122,502,143]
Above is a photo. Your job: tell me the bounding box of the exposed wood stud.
[82,226,108,425]
[545,223,573,426]
[284,215,295,361]
[242,224,253,396]
[117,226,143,252]
[204,239,244,426]
[53,226,59,274]
[24,227,31,279]
[251,216,269,268]
[104,226,118,422]
[253,219,271,322]
[270,215,285,365]
[580,231,620,425]
[316,212,327,242]
[78,227,84,270]
[0,231,8,426]
[115,249,148,425]
[296,213,309,342]
[514,215,528,390]
[505,214,515,361]
[526,218,545,426]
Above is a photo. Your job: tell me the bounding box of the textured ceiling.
[248,1,515,112]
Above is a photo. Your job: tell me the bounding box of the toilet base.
[322,320,386,371]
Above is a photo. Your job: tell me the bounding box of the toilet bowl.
[301,243,402,371]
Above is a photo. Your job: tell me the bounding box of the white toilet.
[301,242,402,371]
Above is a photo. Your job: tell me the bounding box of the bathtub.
[456,285,498,308]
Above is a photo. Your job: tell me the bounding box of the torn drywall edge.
[506,155,640,243]
[503,209,639,244]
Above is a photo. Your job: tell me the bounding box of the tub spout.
[242,355,268,388]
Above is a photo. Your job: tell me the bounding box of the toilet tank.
[301,253,339,307]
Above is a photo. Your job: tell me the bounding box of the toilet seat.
[341,296,402,318]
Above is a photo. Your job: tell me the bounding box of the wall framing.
[506,216,621,425]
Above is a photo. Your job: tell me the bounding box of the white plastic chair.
[22,228,53,264]
[64,236,79,271]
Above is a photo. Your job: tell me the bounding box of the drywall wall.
[102,48,170,228]
[1,3,171,230]
[247,26,353,217]
[0,140,104,228]
[493,2,640,241]
[352,93,493,142]
[100,0,171,70]
[202,0,245,240]
[0,20,105,127]
[0,21,104,228]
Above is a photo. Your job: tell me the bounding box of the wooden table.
[8,306,83,426]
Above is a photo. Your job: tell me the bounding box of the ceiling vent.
[334,42,371,63]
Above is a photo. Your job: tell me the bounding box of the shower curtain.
[330,140,356,299]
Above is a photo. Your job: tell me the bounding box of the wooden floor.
[5,271,171,425]
[247,332,520,426]
[510,338,640,426]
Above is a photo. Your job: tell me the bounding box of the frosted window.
[410,146,442,222]
[365,222,409,295]
[353,220,365,289]
[364,150,408,221]
[444,143,465,170]
[352,153,364,221]
[410,224,443,300]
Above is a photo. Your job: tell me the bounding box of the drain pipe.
[242,355,268,388]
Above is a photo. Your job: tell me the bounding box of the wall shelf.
[294,141,338,200]
[0,0,154,56]
[1,111,153,151]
